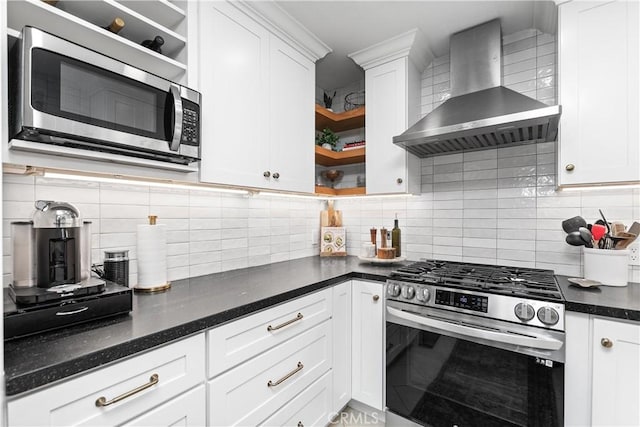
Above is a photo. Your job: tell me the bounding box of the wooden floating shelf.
[315,104,365,132]
[315,186,366,196]
[315,146,365,167]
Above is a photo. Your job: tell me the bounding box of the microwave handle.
[169,84,183,152]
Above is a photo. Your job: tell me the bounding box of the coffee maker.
[10,200,105,303]
[4,201,134,340]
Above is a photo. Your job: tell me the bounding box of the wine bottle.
[392,214,401,257]
[141,36,164,54]
[105,17,125,34]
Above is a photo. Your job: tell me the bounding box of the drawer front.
[209,320,332,426]
[260,370,333,427]
[208,288,332,378]
[8,334,205,427]
[126,385,206,427]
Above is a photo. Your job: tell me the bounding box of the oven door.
[386,301,565,427]
[18,27,184,157]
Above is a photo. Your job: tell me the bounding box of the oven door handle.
[387,306,563,351]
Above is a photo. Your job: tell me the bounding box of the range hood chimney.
[393,19,561,157]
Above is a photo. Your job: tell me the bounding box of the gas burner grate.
[390,259,563,301]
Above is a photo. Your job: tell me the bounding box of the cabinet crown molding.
[348,28,433,71]
[232,1,332,62]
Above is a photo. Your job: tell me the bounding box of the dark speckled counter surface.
[557,275,640,321]
[5,257,640,397]
[4,256,403,397]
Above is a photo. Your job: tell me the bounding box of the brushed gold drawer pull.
[95,374,159,407]
[601,337,613,348]
[267,313,303,332]
[267,362,304,387]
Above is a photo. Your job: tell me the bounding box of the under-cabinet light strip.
[43,171,251,195]
[560,183,640,191]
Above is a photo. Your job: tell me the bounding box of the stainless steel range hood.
[393,19,561,157]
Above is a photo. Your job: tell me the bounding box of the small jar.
[104,250,129,287]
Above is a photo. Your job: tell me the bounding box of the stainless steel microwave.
[9,27,201,170]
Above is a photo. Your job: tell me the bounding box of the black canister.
[104,250,129,287]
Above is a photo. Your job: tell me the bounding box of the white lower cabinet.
[332,281,352,411]
[7,333,206,427]
[565,312,640,426]
[260,371,333,427]
[591,317,640,426]
[351,280,385,411]
[127,385,206,427]
[208,320,332,426]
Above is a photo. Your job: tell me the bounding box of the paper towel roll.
[136,223,168,289]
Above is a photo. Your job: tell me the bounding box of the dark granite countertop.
[557,275,640,322]
[3,256,402,397]
[5,257,639,397]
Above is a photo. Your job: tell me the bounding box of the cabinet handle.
[267,313,303,332]
[373,295,380,302]
[263,171,271,178]
[396,178,403,184]
[273,172,280,179]
[267,362,303,387]
[298,423,304,427]
[95,374,159,407]
[565,164,575,172]
[601,338,613,348]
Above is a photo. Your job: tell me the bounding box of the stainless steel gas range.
[385,260,565,427]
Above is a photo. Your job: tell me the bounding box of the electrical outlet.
[629,243,640,266]
[311,229,319,246]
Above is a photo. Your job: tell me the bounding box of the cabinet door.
[558,0,639,185]
[332,281,352,410]
[126,385,206,427]
[198,2,271,188]
[591,318,640,426]
[365,58,420,195]
[269,35,315,193]
[351,280,384,410]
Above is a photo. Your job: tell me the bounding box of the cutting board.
[320,200,342,227]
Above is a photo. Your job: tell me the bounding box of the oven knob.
[401,285,415,299]
[416,288,430,302]
[386,283,400,297]
[537,306,560,326]
[514,303,535,322]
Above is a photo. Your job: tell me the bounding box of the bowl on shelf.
[320,169,344,188]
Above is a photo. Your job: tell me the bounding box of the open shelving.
[315,104,366,196]
[7,0,188,82]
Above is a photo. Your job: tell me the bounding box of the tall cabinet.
[196,1,329,193]
[558,0,639,186]
[349,29,431,195]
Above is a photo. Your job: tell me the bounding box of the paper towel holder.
[135,215,171,294]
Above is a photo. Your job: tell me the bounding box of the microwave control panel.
[181,99,200,146]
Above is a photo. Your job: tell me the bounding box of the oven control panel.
[385,280,565,331]
[435,289,488,313]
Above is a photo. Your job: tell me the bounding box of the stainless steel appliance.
[393,19,561,157]
[8,27,201,171]
[385,260,565,426]
[5,201,132,340]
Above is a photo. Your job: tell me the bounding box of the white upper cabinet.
[558,0,640,186]
[197,1,329,192]
[268,35,315,193]
[349,29,431,195]
[197,2,271,189]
